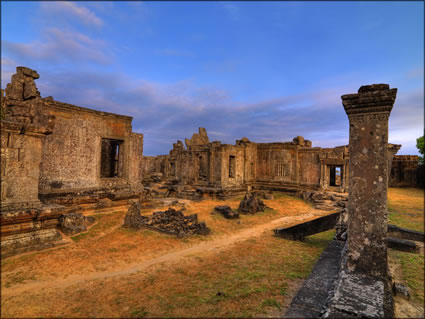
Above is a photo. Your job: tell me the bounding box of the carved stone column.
[341,84,397,278]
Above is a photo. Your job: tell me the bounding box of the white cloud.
[40,2,103,27]
[3,28,112,65]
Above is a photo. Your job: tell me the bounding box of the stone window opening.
[229,155,236,178]
[329,166,342,187]
[276,163,285,177]
[100,138,124,178]
[250,162,255,177]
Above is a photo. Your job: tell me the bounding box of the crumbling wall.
[1,67,55,209]
[1,66,65,257]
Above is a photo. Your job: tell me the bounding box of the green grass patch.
[397,251,424,303]
[261,298,282,311]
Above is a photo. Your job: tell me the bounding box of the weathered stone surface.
[324,271,386,318]
[123,202,148,227]
[342,83,397,278]
[387,237,419,253]
[124,203,210,237]
[213,205,239,219]
[274,212,340,241]
[284,240,345,318]
[1,228,64,258]
[387,224,424,242]
[1,67,145,257]
[389,155,420,187]
[392,282,410,300]
[256,191,274,200]
[185,127,210,149]
[96,198,113,208]
[58,212,95,235]
[238,192,267,214]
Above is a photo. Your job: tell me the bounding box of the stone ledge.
[323,271,385,318]
[284,240,345,318]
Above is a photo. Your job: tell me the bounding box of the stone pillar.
[341,84,397,278]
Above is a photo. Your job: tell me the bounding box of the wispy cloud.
[2,28,112,65]
[40,2,103,27]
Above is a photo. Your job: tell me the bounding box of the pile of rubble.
[302,191,347,211]
[58,211,95,235]
[123,203,210,237]
[238,192,268,214]
[212,206,240,219]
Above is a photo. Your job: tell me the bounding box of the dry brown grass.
[388,187,424,232]
[1,193,333,318]
[1,194,326,287]
[387,187,424,315]
[1,229,334,318]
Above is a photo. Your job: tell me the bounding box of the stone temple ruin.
[1,67,423,317]
[1,67,143,256]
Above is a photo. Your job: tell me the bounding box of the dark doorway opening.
[198,155,207,181]
[229,155,236,178]
[329,166,342,187]
[101,139,123,178]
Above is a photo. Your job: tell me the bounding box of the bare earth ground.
[1,189,423,318]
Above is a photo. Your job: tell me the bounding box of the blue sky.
[1,1,423,155]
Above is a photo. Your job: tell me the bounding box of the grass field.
[1,188,423,318]
[387,187,424,313]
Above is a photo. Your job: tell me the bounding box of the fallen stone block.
[387,237,419,253]
[58,212,95,236]
[274,212,340,241]
[213,206,239,219]
[392,282,410,300]
[387,224,424,242]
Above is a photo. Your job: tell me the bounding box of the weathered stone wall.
[1,132,44,208]
[1,67,65,257]
[256,143,298,184]
[389,155,420,187]
[1,66,144,257]
[1,67,55,210]
[129,132,144,187]
[38,100,143,194]
[298,148,321,187]
[141,129,351,193]
[242,142,257,184]
[220,144,245,188]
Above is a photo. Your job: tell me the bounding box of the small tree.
[417,135,424,164]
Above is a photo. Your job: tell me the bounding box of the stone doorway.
[329,166,342,187]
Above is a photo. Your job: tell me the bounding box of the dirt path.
[2,212,320,297]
